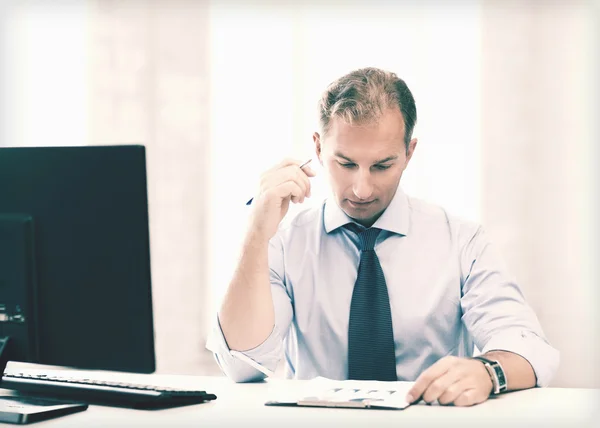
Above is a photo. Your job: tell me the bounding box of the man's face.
[314,108,417,227]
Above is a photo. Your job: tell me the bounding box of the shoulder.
[406,194,482,245]
[270,199,325,246]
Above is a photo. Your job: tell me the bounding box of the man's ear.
[313,132,323,165]
[405,138,418,166]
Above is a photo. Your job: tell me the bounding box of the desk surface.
[1,370,599,428]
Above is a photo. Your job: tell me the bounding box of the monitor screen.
[0,145,155,374]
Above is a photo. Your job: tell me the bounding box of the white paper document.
[265,377,415,410]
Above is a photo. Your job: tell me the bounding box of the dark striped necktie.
[346,225,397,381]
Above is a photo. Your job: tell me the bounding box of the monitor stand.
[0,336,10,378]
[0,215,40,369]
[0,220,89,422]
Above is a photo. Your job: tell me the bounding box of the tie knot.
[346,224,381,251]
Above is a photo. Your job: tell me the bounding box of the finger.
[280,165,310,202]
[453,388,485,407]
[406,357,457,403]
[272,180,304,204]
[437,378,470,406]
[421,367,462,404]
[294,167,311,200]
[300,165,317,178]
[267,180,302,200]
[298,165,316,197]
[262,158,304,177]
[264,159,313,184]
[264,166,308,201]
[279,157,304,169]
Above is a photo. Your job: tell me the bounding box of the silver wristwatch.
[472,356,507,395]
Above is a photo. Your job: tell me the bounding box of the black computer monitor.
[0,145,155,375]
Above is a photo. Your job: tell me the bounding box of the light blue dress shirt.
[207,186,559,385]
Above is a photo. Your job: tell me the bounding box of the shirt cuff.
[481,329,560,387]
[205,314,283,383]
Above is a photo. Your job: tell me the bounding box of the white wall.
[0,0,219,375]
[480,0,599,388]
[209,0,600,388]
[0,0,87,147]
[208,0,483,316]
[86,0,216,374]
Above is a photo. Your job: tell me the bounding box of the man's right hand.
[249,158,316,242]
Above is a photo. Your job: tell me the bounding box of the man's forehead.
[327,109,406,141]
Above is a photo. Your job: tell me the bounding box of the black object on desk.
[0,145,217,411]
[0,395,87,425]
[0,338,11,382]
[0,145,156,374]
[1,372,217,410]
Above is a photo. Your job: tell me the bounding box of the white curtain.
[208,0,483,320]
[0,0,87,148]
[480,0,598,388]
[210,0,599,387]
[1,0,218,375]
[86,0,216,374]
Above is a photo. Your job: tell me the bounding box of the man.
[207,67,559,406]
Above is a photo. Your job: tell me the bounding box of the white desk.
[2,371,599,428]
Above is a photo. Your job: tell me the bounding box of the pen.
[245,158,313,206]
[230,350,275,377]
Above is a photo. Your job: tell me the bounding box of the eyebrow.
[334,152,398,164]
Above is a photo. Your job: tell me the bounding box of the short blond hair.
[318,67,417,148]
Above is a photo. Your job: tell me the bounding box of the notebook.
[265,377,415,410]
[0,396,88,424]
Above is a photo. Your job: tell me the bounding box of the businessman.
[207,67,559,406]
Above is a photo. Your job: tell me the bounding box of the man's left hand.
[406,356,493,407]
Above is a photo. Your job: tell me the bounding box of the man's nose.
[352,170,373,201]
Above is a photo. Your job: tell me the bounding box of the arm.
[405,350,535,407]
[407,225,559,406]
[460,226,559,387]
[206,159,316,382]
[481,350,536,391]
[206,234,293,382]
[218,229,276,351]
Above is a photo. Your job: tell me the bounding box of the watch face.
[491,362,507,389]
[473,357,507,393]
[497,369,506,385]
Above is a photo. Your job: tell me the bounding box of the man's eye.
[374,164,391,170]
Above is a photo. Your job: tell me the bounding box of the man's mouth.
[348,199,375,207]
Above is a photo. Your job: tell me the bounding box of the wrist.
[244,226,273,248]
[472,356,507,395]
[244,234,270,251]
[246,206,280,245]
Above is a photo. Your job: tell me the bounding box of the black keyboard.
[0,372,217,409]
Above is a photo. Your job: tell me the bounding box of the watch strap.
[472,356,507,394]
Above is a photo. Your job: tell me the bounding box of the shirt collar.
[323,186,409,236]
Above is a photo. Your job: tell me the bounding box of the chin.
[347,209,373,220]
[342,204,381,226]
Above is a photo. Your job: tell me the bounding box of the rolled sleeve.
[460,225,560,387]
[480,329,560,387]
[205,233,293,383]
[205,314,284,383]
